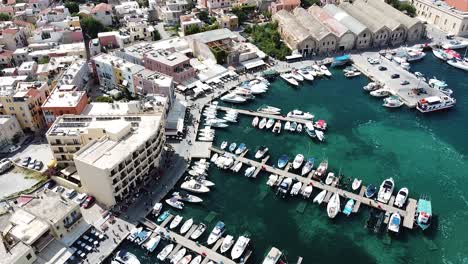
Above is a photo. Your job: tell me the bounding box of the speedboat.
[170,215,183,229]
[352,178,362,191]
[432,48,449,61]
[343,199,354,216]
[313,190,327,204]
[157,244,174,261]
[277,177,292,198]
[229,142,237,152]
[142,236,160,252]
[315,130,325,142]
[190,223,207,240]
[207,221,225,245]
[320,65,332,76]
[301,184,313,198]
[363,82,381,91]
[280,73,299,86]
[314,159,328,178]
[314,120,327,130]
[181,180,210,193]
[428,78,453,96]
[166,198,184,210]
[235,143,247,155]
[134,229,151,245]
[394,187,409,208]
[127,227,143,242]
[220,235,234,253]
[178,255,192,264]
[152,202,163,216]
[383,96,404,108]
[406,50,426,62]
[290,181,302,196]
[258,118,267,129]
[266,174,278,186]
[255,146,269,159]
[262,247,282,264]
[292,154,304,169]
[252,117,259,127]
[277,154,289,169]
[298,68,314,81]
[387,213,401,233]
[113,251,140,264]
[232,162,243,172]
[272,120,282,133]
[244,166,256,177]
[190,256,202,264]
[377,177,395,204]
[205,119,228,128]
[312,65,324,76]
[231,235,250,260]
[220,141,228,150]
[180,218,194,234]
[370,89,391,97]
[416,197,432,230]
[195,177,215,187]
[301,157,315,176]
[210,153,219,163]
[290,122,297,132]
[157,211,170,223]
[220,93,246,103]
[170,248,186,264]
[304,122,316,138]
[344,71,361,78]
[266,118,275,129]
[365,184,377,198]
[290,69,304,81]
[325,172,335,185]
[296,123,303,132]
[447,58,468,72]
[257,105,281,115]
[284,121,291,131]
[442,40,468,49]
[327,193,340,218]
[287,110,314,120]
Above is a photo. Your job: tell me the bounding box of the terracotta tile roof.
[13,19,33,27]
[0,50,14,58]
[7,0,16,5]
[2,28,19,35]
[0,6,14,13]
[92,3,112,13]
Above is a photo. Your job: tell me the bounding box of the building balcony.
[64,213,82,229]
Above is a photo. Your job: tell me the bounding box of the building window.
[26,254,32,260]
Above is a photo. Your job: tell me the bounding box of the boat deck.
[216,106,312,125]
[210,146,417,229]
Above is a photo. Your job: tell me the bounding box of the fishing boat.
[220,235,234,253]
[178,255,192,264]
[244,166,256,177]
[325,172,335,185]
[304,122,316,138]
[252,117,259,127]
[277,154,289,169]
[152,202,163,216]
[370,89,391,97]
[220,93,247,103]
[170,215,183,229]
[257,105,281,115]
[320,65,332,76]
[314,159,328,178]
[377,177,394,204]
[301,184,313,198]
[383,96,404,108]
[290,181,302,196]
[290,69,304,81]
[331,54,351,67]
[416,95,456,113]
[170,248,186,264]
[298,68,314,81]
[235,143,247,155]
[343,199,354,216]
[272,120,282,133]
[387,213,401,233]
[181,180,210,193]
[232,162,243,172]
[365,184,377,198]
[180,218,194,234]
[296,123,303,132]
[284,121,291,131]
[258,118,267,129]
[266,174,278,186]
[280,73,299,86]
[166,198,184,210]
[157,211,170,223]
[442,40,468,49]
[231,235,250,260]
[207,221,225,245]
[190,223,207,239]
[301,157,315,176]
[313,189,327,204]
[352,178,362,191]
[127,227,143,242]
[157,244,174,261]
[255,146,269,159]
[292,154,304,169]
[314,120,327,130]
[262,247,282,264]
[113,251,141,264]
[142,236,160,252]
[220,141,228,150]
[327,193,340,218]
[315,130,325,142]
[287,110,314,120]
[266,118,275,129]
[394,187,409,208]
[290,121,297,132]
[277,177,292,198]
[447,57,468,71]
[190,256,202,264]
[416,196,432,230]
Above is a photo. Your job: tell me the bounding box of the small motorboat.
[255,146,269,159]
[257,105,281,115]
[231,235,250,260]
[277,154,289,169]
[320,65,332,76]
[287,110,314,120]
[394,187,409,208]
[280,73,299,86]
[229,142,237,152]
[315,130,325,142]
[370,89,391,97]
[220,93,246,103]
[235,143,247,155]
[292,154,304,169]
[314,159,328,178]
[220,141,228,150]
[290,121,298,132]
[327,193,340,218]
[157,244,174,261]
[113,251,141,264]
[170,248,186,264]
[142,236,160,252]
[244,166,256,177]
[170,215,183,229]
[178,255,192,264]
[313,190,327,204]
[210,153,219,163]
[277,177,292,198]
[258,118,267,129]
[190,223,207,240]
[325,172,335,185]
[296,123,303,132]
[298,68,314,81]
[207,221,225,245]
[290,69,304,81]
[220,235,234,253]
[377,177,395,204]
[262,247,282,264]
[266,174,278,186]
[387,212,401,233]
[172,191,203,203]
[383,96,404,108]
[352,178,362,191]
[265,118,275,129]
[157,211,170,223]
[284,121,291,131]
[290,181,302,196]
[301,184,313,198]
[127,227,143,242]
[166,198,184,210]
[272,120,282,133]
[314,120,327,130]
[363,82,381,91]
[152,202,163,216]
[180,218,194,234]
[134,229,152,245]
[181,180,210,193]
[343,199,354,216]
[365,184,377,198]
[344,71,361,78]
[189,255,202,264]
[301,157,315,176]
[252,117,259,127]
[232,162,243,172]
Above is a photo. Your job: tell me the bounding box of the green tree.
[231,6,255,24]
[245,22,291,60]
[95,96,114,103]
[300,0,320,8]
[153,29,161,41]
[197,10,211,24]
[65,1,79,14]
[80,16,109,39]
[398,2,416,17]
[38,57,50,64]
[0,13,11,21]
[185,24,201,36]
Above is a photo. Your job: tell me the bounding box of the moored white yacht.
[280,73,299,86]
[220,235,234,253]
[220,93,247,103]
[377,177,395,204]
[292,154,304,169]
[287,110,314,120]
[394,187,409,208]
[231,235,250,260]
[298,68,314,81]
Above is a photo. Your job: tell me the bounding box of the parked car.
[0,158,13,174]
[391,74,400,79]
[446,34,455,40]
[21,157,31,167]
[33,160,43,171]
[82,196,95,209]
[65,189,78,199]
[55,186,65,193]
[401,80,410,85]
[44,180,56,190]
[75,193,88,205]
[28,159,37,169]
[378,66,387,71]
[8,145,21,153]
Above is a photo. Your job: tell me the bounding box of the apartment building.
[56,59,89,89]
[46,100,166,206]
[133,69,175,103]
[91,3,113,26]
[144,48,196,84]
[413,0,468,36]
[0,80,50,132]
[42,85,88,126]
[0,115,24,148]
[158,0,192,25]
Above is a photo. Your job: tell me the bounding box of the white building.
[17,61,38,76]
[0,115,24,148]
[115,1,141,17]
[57,59,89,89]
[206,0,233,11]
[413,0,468,36]
[91,3,113,26]
[158,0,192,25]
[119,20,155,42]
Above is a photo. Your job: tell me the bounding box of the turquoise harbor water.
[114,54,468,264]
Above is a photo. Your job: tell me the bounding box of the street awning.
[241,58,266,70]
[286,53,302,60]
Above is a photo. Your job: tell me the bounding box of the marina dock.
[216,106,312,125]
[210,146,418,229]
[352,53,447,108]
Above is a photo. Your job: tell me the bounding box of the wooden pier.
[216,106,312,125]
[210,146,418,229]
